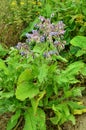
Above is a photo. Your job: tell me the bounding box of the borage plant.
[0,16,86,130]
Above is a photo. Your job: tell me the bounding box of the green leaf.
[70,36,86,57]
[0,59,9,74]
[38,64,48,83]
[75,49,86,57]
[70,36,86,49]
[16,82,39,101]
[23,107,46,130]
[81,65,86,76]
[0,44,8,57]
[0,91,14,99]
[17,69,32,85]
[68,101,86,110]
[56,55,68,63]
[50,116,59,125]
[16,69,39,101]
[7,110,21,130]
[57,61,84,85]
[72,87,85,97]
[51,103,71,125]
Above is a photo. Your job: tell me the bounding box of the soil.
[0,97,86,130]
[0,113,12,130]
[62,96,86,130]
[62,113,86,130]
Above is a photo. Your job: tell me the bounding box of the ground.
[62,96,86,130]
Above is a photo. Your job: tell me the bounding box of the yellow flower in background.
[38,2,42,6]
[32,1,42,6]
[11,1,16,6]
[32,2,36,5]
[20,2,25,5]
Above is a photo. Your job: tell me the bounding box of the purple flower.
[40,35,46,42]
[15,42,22,49]
[43,52,47,58]
[48,50,58,55]
[43,50,58,58]
[49,32,59,36]
[32,30,38,34]
[34,24,39,28]
[54,41,60,45]
[58,21,65,29]
[39,16,45,22]
[20,51,26,56]
[25,33,31,38]
[26,39,30,43]
[59,30,65,35]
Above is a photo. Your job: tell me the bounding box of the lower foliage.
[0,36,86,129]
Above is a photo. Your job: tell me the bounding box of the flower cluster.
[16,16,66,57]
[15,42,30,56]
[26,16,66,50]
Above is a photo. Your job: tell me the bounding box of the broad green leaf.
[16,69,39,101]
[16,82,39,101]
[23,107,46,130]
[7,110,21,130]
[17,69,32,85]
[70,36,86,49]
